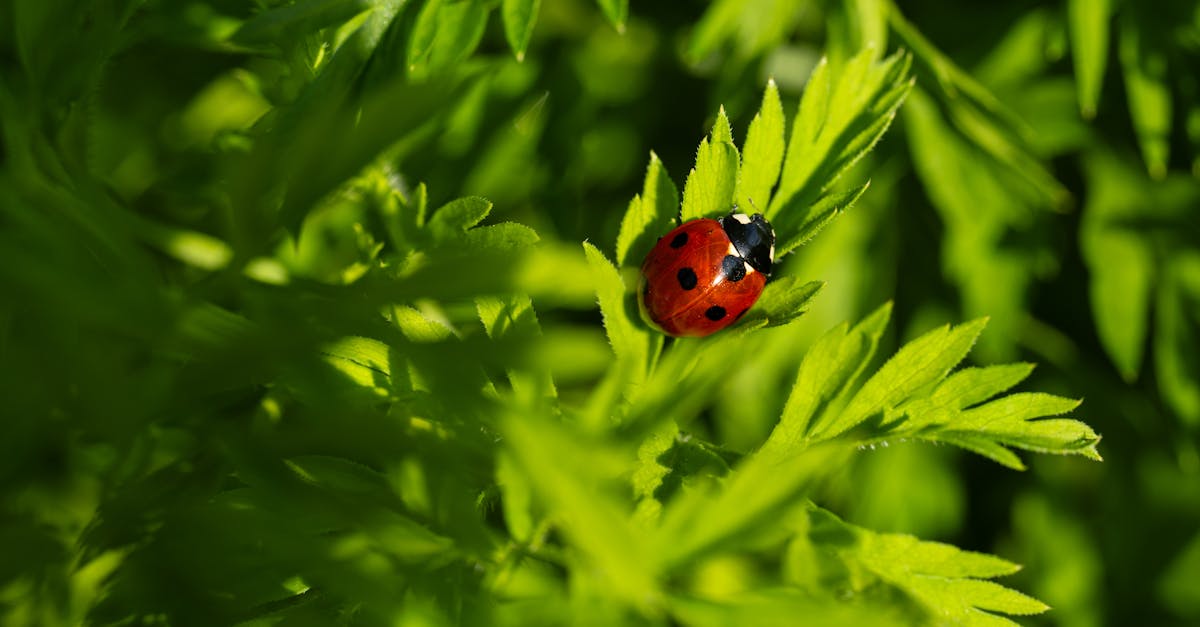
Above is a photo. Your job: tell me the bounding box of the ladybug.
[639,212,775,337]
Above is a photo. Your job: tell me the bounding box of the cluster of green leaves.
[12,0,1199,625]
[683,2,1200,624]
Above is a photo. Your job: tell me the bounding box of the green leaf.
[685,0,744,63]
[501,0,540,61]
[929,363,1036,410]
[321,335,393,391]
[903,86,1040,361]
[427,196,492,241]
[502,415,659,607]
[1080,152,1154,381]
[909,385,1099,468]
[427,195,492,240]
[775,180,869,255]
[653,443,848,570]
[711,106,735,146]
[392,305,455,341]
[737,79,786,212]
[934,432,1028,471]
[818,318,988,440]
[583,242,657,383]
[762,306,1101,469]
[631,420,679,526]
[762,303,893,457]
[767,48,912,245]
[495,452,535,542]
[408,0,443,71]
[669,590,906,627]
[463,221,540,251]
[252,71,470,241]
[684,0,808,66]
[595,0,628,33]
[1067,0,1111,118]
[889,6,1067,208]
[801,507,1050,625]
[1156,253,1200,426]
[407,0,489,76]
[681,138,740,221]
[232,0,372,46]
[478,294,555,401]
[616,152,680,267]
[736,278,823,330]
[1118,11,1172,179]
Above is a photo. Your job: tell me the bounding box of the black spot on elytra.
[721,255,746,282]
[670,232,689,248]
[705,305,727,321]
[677,267,698,290]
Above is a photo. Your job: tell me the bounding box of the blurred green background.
[1,0,1199,625]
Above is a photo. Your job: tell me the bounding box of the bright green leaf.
[775,181,870,255]
[501,0,540,61]
[1068,0,1111,118]
[681,138,740,221]
[738,79,786,212]
[803,507,1050,625]
[767,48,911,247]
[762,303,893,457]
[428,196,492,240]
[711,106,734,146]
[929,363,1035,410]
[736,278,823,330]
[819,318,988,440]
[616,152,680,267]
[583,242,656,383]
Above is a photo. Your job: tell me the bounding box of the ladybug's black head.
[719,212,775,275]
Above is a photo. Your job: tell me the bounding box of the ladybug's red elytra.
[638,212,776,337]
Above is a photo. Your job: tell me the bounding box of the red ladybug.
[639,212,776,337]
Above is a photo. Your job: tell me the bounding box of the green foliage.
[793,506,1050,626]
[2,0,1196,626]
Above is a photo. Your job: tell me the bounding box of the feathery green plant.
[13,0,1197,625]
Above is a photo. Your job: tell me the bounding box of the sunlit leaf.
[1067,0,1111,118]
[796,507,1049,625]
[616,152,680,267]
[681,138,740,221]
[738,79,786,212]
[583,242,658,384]
[501,0,540,61]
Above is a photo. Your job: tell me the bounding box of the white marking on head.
[769,243,775,263]
[730,213,752,224]
[744,261,755,275]
[727,242,738,256]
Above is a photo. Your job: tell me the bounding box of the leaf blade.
[501,0,540,61]
[738,79,786,212]
[681,139,740,222]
